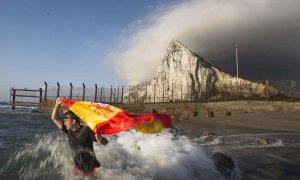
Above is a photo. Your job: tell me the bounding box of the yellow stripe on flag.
[69,101,122,129]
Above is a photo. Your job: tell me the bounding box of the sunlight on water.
[1,130,227,180]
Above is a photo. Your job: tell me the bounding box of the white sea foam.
[0,133,72,179]
[192,136,223,145]
[0,105,11,109]
[94,130,221,180]
[261,140,284,148]
[0,102,11,111]
[198,133,296,151]
[0,102,38,112]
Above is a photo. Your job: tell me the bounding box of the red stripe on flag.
[93,112,172,134]
[62,98,77,108]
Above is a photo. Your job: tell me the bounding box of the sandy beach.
[174,111,300,179]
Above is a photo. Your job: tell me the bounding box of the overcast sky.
[1,0,299,101]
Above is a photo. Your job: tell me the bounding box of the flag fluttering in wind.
[61,98,172,135]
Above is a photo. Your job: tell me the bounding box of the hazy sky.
[1,0,299,101]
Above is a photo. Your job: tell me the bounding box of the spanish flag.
[62,98,172,134]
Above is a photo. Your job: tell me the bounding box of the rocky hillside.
[124,41,276,102]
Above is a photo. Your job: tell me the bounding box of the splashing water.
[0,133,73,180]
[1,130,225,180]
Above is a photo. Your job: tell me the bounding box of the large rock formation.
[124,41,276,102]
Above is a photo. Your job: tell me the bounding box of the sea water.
[1,102,299,179]
[0,102,228,180]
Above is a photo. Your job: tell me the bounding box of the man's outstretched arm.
[51,97,63,129]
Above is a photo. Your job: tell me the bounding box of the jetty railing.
[10,88,43,110]
[43,82,124,104]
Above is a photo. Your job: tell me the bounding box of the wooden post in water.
[44,81,48,100]
[10,88,41,110]
[56,82,60,98]
[70,83,73,99]
[82,83,85,101]
[12,89,16,110]
[39,88,43,103]
[94,84,98,102]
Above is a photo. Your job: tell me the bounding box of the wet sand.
[174,111,300,180]
[174,111,300,137]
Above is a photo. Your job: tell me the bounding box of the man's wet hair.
[63,110,80,124]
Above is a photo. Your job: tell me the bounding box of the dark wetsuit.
[61,125,100,173]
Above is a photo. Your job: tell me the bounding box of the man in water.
[51,97,108,175]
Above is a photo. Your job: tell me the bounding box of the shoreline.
[174,111,300,137]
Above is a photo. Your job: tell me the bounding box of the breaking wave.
[0,130,233,180]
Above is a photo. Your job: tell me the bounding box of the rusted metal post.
[291,80,296,100]
[117,86,119,103]
[294,81,297,99]
[137,87,139,102]
[109,85,112,104]
[128,85,131,103]
[121,86,124,103]
[57,82,60,98]
[82,83,85,101]
[154,85,156,103]
[44,81,48,100]
[250,82,253,100]
[94,84,98,102]
[113,88,116,104]
[12,89,16,110]
[70,83,73,99]
[145,84,147,103]
[100,86,103,102]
